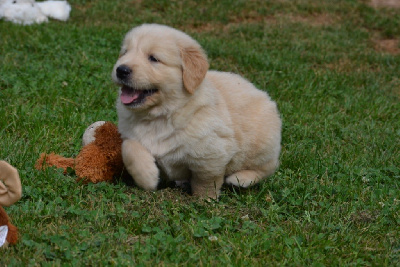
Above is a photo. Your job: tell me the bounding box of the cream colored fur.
[112,24,281,198]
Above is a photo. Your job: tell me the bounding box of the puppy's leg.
[225,159,279,188]
[191,171,224,199]
[122,139,159,190]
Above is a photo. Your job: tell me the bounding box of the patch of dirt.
[374,38,400,55]
[350,210,378,224]
[126,235,147,245]
[370,0,400,8]
[186,14,276,34]
[188,13,336,34]
[285,13,336,27]
[323,58,357,73]
[316,57,381,74]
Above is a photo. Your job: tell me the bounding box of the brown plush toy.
[35,121,126,183]
[0,160,22,248]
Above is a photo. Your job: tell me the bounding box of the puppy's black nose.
[116,65,132,80]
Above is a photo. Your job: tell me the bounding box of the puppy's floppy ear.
[181,46,209,94]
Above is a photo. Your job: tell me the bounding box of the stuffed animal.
[35,121,127,183]
[0,0,71,25]
[0,161,22,248]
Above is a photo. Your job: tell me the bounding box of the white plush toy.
[0,0,71,25]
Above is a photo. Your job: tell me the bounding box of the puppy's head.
[112,24,209,112]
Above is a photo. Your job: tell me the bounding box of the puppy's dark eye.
[148,55,159,63]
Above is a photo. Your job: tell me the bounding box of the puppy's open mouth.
[120,85,158,106]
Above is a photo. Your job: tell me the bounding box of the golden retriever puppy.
[112,24,281,198]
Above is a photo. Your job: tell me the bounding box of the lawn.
[0,0,399,265]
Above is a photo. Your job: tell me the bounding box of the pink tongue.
[120,86,140,104]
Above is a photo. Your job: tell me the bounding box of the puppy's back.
[206,70,281,165]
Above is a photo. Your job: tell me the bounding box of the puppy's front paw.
[122,140,160,191]
[133,161,160,191]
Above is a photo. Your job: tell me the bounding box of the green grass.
[1,0,399,265]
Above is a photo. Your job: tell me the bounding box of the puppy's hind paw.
[225,170,262,188]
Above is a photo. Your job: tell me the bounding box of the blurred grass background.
[0,0,399,265]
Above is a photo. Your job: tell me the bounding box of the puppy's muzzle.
[116,65,132,81]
